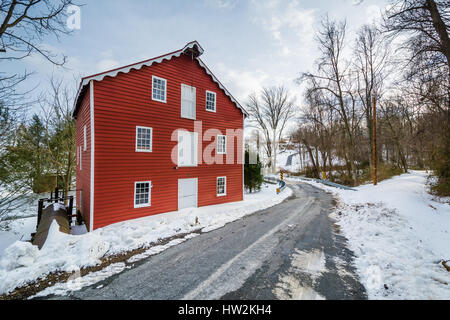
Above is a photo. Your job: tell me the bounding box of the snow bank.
[0,183,292,296]
[302,171,450,299]
[0,217,35,257]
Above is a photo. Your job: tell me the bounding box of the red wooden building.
[72,41,246,231]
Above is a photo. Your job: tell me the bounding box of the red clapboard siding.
[75,88,92,231]
[76,53,244,230]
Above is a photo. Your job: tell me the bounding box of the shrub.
[244,150,263,193]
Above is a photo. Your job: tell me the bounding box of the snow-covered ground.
[0,191,77,258]
[0,218,36,256]
[275,146,345,174]
[0,183,292,297]
[297,171,450,299]
[277,150,303,172]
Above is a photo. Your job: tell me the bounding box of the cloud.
[214,62,270,102]
[366,5,382,23]
[204,0,238,9]
[351,0,364,5]
[96,59,120,72]
[251,0,316,57]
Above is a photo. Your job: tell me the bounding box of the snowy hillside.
[276,145,343,173]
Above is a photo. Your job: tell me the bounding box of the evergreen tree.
[244,150,263,193]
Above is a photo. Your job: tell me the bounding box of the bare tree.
[384,0,450,194]
[300,17,364,185]
[0,0,75,114]
[354,24,392,167]
[0,0,75,64]
[40,76,76,203]
[246,86,295,173]
[384,0,450,71]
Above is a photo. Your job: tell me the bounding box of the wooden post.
[373,97,377,186]
[68,196,74,226]
[37,199,44,229]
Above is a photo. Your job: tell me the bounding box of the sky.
[5,0,388,121]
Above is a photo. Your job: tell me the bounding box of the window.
[217,177,226,196]
[152,76,167,103]
[79,146,82,171]
[83,125,87,151]
[206,91,216,112]
[134,181,152,208]
[181,84,196,120]
[76,146,79,166]
[136,126,153,152]
[217,135,227,154]
[178,131,198,167]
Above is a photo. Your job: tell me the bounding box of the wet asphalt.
[49,182,367,300]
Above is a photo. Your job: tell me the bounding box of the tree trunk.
[426,0,450,69]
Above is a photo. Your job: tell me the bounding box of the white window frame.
[178,130,198,167]
[205,90,216,112]
[152,75,167,103]
[79,146,82,171]
[134,181,152,208]
[135,126,153,152]
[83,125,87,151]
[181,83,196,120]
[217,135,227,154]
[217,176,227,197]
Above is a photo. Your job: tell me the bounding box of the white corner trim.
[242,113,245,200]
[89,80,95,232]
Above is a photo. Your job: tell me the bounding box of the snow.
[0,183,292,296]
[275,145,345,173]
[299,171,450,299]
[0,218,35,256]
[52,203,66,212]
[277,150,302,172]
[0,190,77,258]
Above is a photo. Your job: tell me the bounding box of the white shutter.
[178,131,198,167]
[181,84,196,120]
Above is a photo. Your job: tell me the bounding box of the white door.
[178,178,198,210]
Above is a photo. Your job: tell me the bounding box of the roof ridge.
[72,41,246,117]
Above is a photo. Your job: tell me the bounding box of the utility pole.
[373,97,377,186]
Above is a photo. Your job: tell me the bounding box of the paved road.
[51,182,366,300]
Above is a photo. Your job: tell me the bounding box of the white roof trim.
[80,50,184,87]
[73,41,247,116]
[196,58,247,115]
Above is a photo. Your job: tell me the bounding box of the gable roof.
[72,41,247,117]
